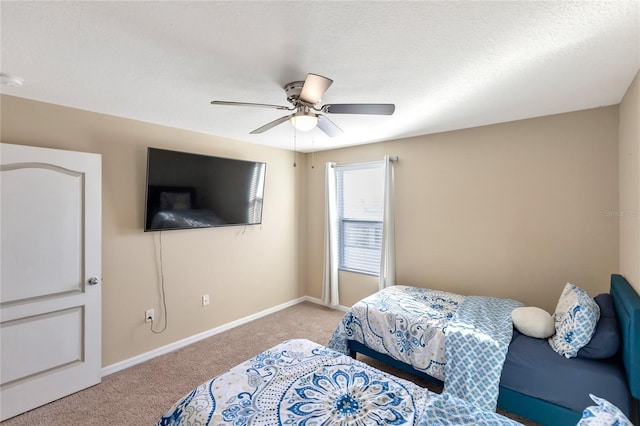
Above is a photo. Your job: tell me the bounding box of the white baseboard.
[101,296,340,377]
[304,295,350,312]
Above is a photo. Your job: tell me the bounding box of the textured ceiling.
[1,1,639,152]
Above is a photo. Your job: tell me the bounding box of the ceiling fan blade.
[211,100,291,110]
[317,115,343,137]
[299,73,333,105]
[249,114,294,134]
[322,103,395,115]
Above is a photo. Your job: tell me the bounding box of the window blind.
[336,161,384,275]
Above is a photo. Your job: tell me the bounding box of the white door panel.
[1,165,83,302]
[0,143,101,421]
[1,307,83,384]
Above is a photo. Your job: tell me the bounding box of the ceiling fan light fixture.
[290,112,318,132]
[212,72,393,137]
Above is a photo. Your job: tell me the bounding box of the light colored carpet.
[2,301,537,425]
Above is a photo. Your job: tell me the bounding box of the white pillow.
[512,306,555,338]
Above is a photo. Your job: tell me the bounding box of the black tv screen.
[144,148,266,231]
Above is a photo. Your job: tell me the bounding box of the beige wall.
[0,95,306,366]
[619,70,640,292]
[1,89,629,366]
[305,107,620,312]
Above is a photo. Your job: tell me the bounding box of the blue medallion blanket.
[157,339,521,425]
[328,286,522,412]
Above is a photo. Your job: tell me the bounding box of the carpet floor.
[2,301,537,425]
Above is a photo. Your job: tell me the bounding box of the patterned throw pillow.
[548,283,600,358]
[577,394,632,425]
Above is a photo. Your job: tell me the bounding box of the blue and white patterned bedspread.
[443,296,523,412]
[328,285,464,381]
[157,339,522,425]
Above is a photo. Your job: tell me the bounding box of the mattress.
[500,330,631,417]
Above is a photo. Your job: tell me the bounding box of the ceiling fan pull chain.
[293,127,297,167]
[311,131,315,169]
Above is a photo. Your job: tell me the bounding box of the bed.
[156,338,524,425]
[329,274,640,425]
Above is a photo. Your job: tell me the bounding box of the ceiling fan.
[210,73,395,137]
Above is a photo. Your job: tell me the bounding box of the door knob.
[87,277,99,285]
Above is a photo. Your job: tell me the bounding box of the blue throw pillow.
[548,283,600,358]
[577,294,620,359]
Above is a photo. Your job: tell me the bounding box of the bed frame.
[348,274,640,425]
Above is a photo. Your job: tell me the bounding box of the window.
[336,162,384,275]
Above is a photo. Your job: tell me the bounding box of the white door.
[0,143,101,421]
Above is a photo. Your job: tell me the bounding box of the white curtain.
[322,162,339,306]
[379,155,396,290]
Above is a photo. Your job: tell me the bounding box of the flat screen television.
[144,148,266,231]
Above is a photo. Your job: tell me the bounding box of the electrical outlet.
[202,294,210,306]
[145,309,155,323]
